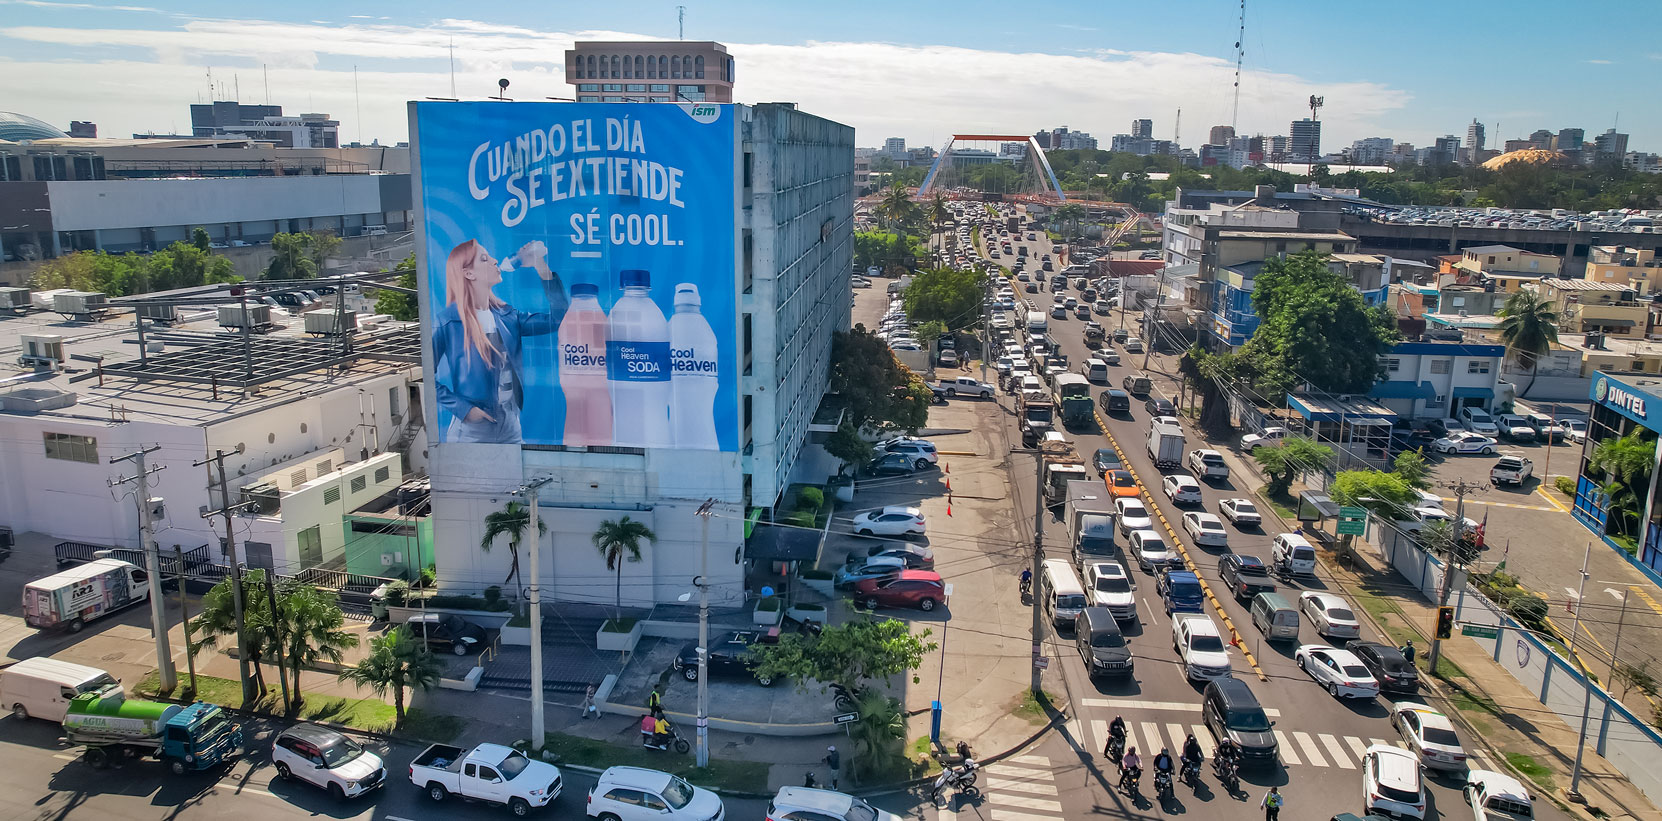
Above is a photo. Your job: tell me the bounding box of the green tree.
[265,232,319,280]
[1496,290,1561,397]
[592,516,657,624]
[375,254,420,321]
[1179,345,1241,436]
[191,571,272,700]
[824,421,875,473]
[748,617,937,693]
[1240,251,1401,395]
[903,266,985,332]
[306,230,343,273]
[1392,448,1431,489]
[830,328,930,432]
[276,582,358,712]
[1252,436,1332,497]
[877,183,920,233]
[148,241,238,291]
[1331,468,1417,518]
[338,626,443,729]
[1053,202,1088,239]
[911,319,947,347]
[30,250,146,296]
[847,689,907,784]
[480,500,547,593]
[1590,430,1654,539]
[192,226,213,252]
[853,231,926,275]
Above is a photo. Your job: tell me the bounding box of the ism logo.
[681,103,721,124]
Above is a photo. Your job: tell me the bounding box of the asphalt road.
[929,212,1577,821]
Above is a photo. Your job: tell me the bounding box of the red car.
[852,570,946,612]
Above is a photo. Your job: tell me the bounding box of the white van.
[1040,559,1088,628]
[1,657,120,722]
[1271,533,1318,576]
[1084,358,1109,383]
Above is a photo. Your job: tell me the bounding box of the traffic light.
[1435,606,1455,640]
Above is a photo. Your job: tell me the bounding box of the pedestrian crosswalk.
[936,754,1064,821]
[1082,717,1501,773]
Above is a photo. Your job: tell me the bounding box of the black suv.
[407,614,488,656]
[1145,397,1176,416]
[674,631,777,686]
[1100,389,1131,415]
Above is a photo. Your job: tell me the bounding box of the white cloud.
[1586,59,1613,65]
[0,0,160,12]
[0,16,1412,148]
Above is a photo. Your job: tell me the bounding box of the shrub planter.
[500,621,532,646]
[597,618,643,653]
[799,570,835,597]
[787,602,827,626]
[753,597,783,626]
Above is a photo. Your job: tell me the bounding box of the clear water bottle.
[607,269,672,448]
[559,283,613,446]
[669,283,720,450]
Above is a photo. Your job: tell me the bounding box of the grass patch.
[1444,682,1501,735]
[135,670,458,741]
[1258,490,1298,521]
[908,736,944,777]
[1504,752,1555,792]
[1013,688,1062,724]
[533,732,770,793]
[601,617,639,633]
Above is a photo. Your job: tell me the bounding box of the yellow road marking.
[1534,485,1572,514]
[1629,585,1662,620]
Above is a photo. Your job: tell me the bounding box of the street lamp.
[511,476,553,755]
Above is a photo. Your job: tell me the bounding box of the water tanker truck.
[62,689,242,772]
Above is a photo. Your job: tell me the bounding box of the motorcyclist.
[1119,747,1142,790]
[1019,568,1033,595]
[1182,734,1204,774]
[1214,739,1240,774]
[1107,715,1127,745]
[1154,747,1174,780]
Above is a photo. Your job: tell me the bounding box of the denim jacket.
[432,273,568,421]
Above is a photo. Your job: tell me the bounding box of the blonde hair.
[444,239,504,368]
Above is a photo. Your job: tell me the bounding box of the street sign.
[833,712,859,725]
[1336,505,1369,536]
[1034,657,1050,670]
[1461,624,1498,639]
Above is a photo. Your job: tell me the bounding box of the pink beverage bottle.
[559,283,613,445]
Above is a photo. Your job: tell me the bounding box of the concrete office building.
[1557,127,1585,158]
[1290,119,1321,162]
[566,40,735,103]
[1595,128,1630,160]
[1209,125,1235,146]
[1464,119,1486,164]
[1350,137,1394,165]
[1131,119,1154,139]
[884,137,907,160]
[189,101,338,148]
[422,103,855,608]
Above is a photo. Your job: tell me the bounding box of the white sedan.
[1294,644,1380,699]
[1162,474,1203,505]
[1390,702,1469,772]
[1217,498,1262,527]
[1129,530,1176,573]
[1300,591,1362,639]
[1116,498,1153,535]
[1181,512,1229,548]
[850,506,926,538]
[1432,432,1498,455]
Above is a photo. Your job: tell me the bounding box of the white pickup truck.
[409,743,562,815]
[1171,613,1233,681]
[1187,449,1230,480]
[1489,455,1534,487]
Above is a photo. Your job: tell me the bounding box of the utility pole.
[1427,479,1485,673]
[981,274,992,385]
[109,445,174,693]
[1143,265,1168,371]
[1030,446,1047,695]
[1567,543,1594,802]
[512,476,553,754]
[174,546,198,697]
[264,570,292,714]
[196,450,254,704]
[694,499,715,767]
[1606,587,1630,688]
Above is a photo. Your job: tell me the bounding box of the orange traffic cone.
[947,495,954,516]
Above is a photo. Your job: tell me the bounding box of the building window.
[323,486,341,505]
[578,83,599,92]
[1428,395,1446,408]
[611,55,620,78]
[676,85,705,101]
[603,96,623,103]
[578,95,600,102]
[671,55,681,78]
[626,84,646,92]
[1430,359,1451,374]
[650,84,669,92]
[602,83,622,92]
[658,55,667,78]
[375,466,391,483]
[694,55,705,78]
[43,432,97,463]
[350,475,367,493]
[634,55,644,78]
[1467,360,1490,374]
[586,55,596,77]
[1383,357,1400,373]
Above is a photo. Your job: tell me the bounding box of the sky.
[2,0,1659,153]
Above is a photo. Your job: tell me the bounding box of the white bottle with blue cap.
[607,268,672,448]
[669,282,720,450]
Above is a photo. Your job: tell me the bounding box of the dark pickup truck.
[1218,554,1277,602]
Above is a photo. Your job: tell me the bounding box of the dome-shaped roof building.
[0,111,69,142]
[1482,148,1572,171]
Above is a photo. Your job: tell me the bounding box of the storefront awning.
[1451,386,1494,400]
[1369,380,1436,400]
[1587,318,1636,328]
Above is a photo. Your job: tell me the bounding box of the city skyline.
[0,0,1655,153]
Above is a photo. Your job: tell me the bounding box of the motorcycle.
[830,682,858,713]
[1104,731,1125,764]
[1018,574,1032,599]
[1118,766,1141,796]
[930,759,980,805]
[645,722,691,754]
[1154,767,1173,799]
[1213,754,1238,789]
[1180,757,1201,786]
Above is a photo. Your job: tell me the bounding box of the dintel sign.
[1595,375,1649,419]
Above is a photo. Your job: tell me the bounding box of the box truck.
[23,558,149,633]
[1147,422,1186,469]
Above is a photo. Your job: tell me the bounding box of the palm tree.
[338,626,443,729]
[1054,203,1087,240]
[192,571,272,700]
[877,183,916,233]
[847,689,907,783]
[1496,290,1560,397]
[1589,430,1654,540]
[278,583,359,712]
[927,193,951,261]
[592,516,658,624]
[480,501,547,593]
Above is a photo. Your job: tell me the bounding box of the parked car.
[588,766,724,821]
[1162,474,1203,504]
[673,630,778,686]
[1390,702,1468,773]
[1182,512,1229,548]
[881,437,939,468]
[1129,530,1175,573]
[851,506,926,538]
[1294,644,1380,699]
[1299,591,1362,639]
[938,377,995,398]
[937,350,960,368]
[849,542,935,570]
[1348,641,1420,694]
[1490,455,1534,486]
[272,723,387,800]
[834,554,908,588]
[864,452,918,476]
[1218,554,1275,602]
[1123,337,1144,353]
[1217,498,1261,527]
[1433,432,1498,455]
[1494,414,1536,441]
[406,613,488,656]
[852,569,946,611]
[1240,426,1287,451]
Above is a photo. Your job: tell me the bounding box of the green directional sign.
[1461,624,1498,639]
[1336,506,1369,536]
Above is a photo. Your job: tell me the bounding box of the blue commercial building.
[1206,256,1391,350]
[1571,372,1662,581]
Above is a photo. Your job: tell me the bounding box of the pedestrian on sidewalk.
[1261,786,1283,820]
[824,745,841,789]
[647,685,663,718]
[580,684,597,719]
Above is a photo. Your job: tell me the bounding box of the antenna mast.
[678,5,686,40]
[1309,95,1324,121]
[1232,0,1246,129]
[449,37,457,98]
[1174,107,1181,147]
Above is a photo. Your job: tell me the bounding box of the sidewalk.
[1211,443,1659,821]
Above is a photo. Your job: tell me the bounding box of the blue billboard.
[412,101,738,450]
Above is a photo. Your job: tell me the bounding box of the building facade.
[566,40,735,103]
[1587,245,1662,291]
[1131,119,1154,139]
[1289,119,1321,162]
[1569,372,1662,580]
[1369,342,1505,419]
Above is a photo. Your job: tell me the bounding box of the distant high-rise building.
[1429,135,1461,166]
[565,40,735,103]
[1557,127,1585,156]
[883,137,907,160]
[1000,142,1027,158]
[1464,119,1486,164]
[188,101,337,148]
[1266,135,1291,161]
[1032,130,1053,150]
[1131,119,1154,139]
[1595,128,1629,160]
[1349,137,1393,165]
[1208,125,1235,146]
[1504,139,1537,152]
[1528,129,1554,148]
[67,121,97,138]
[1289,119,1321,162]
[1047,126,1097,151]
